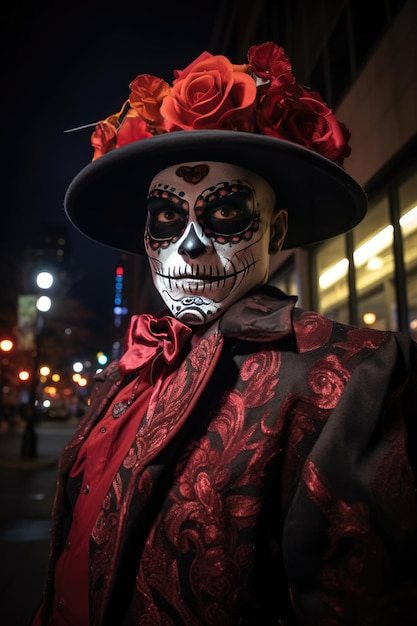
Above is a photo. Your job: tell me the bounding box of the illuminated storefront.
[271,166,417,341]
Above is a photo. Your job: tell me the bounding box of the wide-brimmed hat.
[64,42,367,254]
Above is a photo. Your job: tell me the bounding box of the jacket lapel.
[131,330,224,469]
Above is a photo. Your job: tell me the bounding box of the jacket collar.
[218,285,298,346]
[158,285,333,354]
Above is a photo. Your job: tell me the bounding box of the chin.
[175,306,221,326]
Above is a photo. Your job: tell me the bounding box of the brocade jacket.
[35,287,417,626]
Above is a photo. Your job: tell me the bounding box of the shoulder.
[293,308,392,353]
[293,308,417,389]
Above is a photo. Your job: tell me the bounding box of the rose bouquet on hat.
[65,40,365,255]
[91,41,351,167]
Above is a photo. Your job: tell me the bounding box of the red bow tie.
[118,314,193,378]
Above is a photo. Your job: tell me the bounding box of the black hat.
[64,42,367,254]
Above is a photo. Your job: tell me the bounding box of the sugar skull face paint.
[145,161,281,325]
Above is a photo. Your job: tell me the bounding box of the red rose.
[257,83,351,165]
[172,51,213,81]
[129,74,171,128]
[247,41,294,87]
[160,53,257,131]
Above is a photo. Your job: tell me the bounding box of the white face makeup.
[145,161,278,326]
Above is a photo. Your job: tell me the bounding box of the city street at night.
[0,2,416,625]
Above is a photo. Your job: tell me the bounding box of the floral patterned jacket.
[36,287,417,626]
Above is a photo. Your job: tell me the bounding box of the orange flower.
[129,74,171,128]
[160,53,257,131]
[91,115,119,161]
[172,51,213,81]
[116,109,153,148]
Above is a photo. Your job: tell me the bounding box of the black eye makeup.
[147,189,189,240]
[146,180,260,248]
[195,182,258,238]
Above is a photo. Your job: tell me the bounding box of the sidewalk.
[0,419,77,626]
[0,418,77,467]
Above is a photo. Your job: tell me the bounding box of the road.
[0,420,77,626]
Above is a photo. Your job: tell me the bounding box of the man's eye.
[157,209,183,223]
[203,195,255,236]
[147,201,188,240]
[211,206,239,220]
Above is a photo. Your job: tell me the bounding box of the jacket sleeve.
[283,332,417,626]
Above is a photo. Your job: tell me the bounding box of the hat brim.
[64,130,367,253]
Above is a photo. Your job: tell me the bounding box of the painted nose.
[178,224,208,259]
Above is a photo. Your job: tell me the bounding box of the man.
[32,42,417,625]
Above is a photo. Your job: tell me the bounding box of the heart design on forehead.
[175,164,209,184]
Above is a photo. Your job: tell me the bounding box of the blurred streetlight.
[36,272,54,290]
[21,270,54,459]
[37,295,52,312]
[0,338,14,420]
[0,339,14,353]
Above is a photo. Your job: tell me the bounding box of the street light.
[0,339,14,422]
[36,272,54,290]
[0,339,14,353]
[21,271,54,459]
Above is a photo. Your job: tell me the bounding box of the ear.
[269,209,288,255]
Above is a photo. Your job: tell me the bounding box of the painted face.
[145,161,277,325]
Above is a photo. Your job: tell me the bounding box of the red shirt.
[48,375,153,626]
[36,314,194,625]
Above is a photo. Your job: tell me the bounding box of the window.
[315,234,349,323]
[353,196,395,330]
[399,171,417,340]
[313,166,417,335]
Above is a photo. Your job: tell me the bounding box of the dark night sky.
[2,2,227,320]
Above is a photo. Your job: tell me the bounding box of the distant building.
[29,223,70,278]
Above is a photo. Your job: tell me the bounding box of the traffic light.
[96,352,108,366]
[113,265,128,326]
